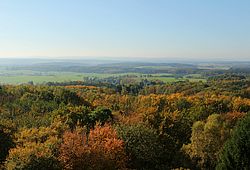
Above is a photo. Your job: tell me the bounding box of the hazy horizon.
[0,56,250,65]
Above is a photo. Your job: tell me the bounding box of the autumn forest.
[0,68,250,170]
[2,0,250,169]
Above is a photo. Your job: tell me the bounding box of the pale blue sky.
[0,0,249,60]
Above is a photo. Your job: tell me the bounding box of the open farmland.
[0,69,205,84]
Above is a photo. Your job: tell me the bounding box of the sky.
[0,0,250,61]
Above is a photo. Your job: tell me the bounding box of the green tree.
[216,113,250,170]
[0,124,15,164]
[89,106,113,125]
[116,124,176,170]
[183,114,230,169]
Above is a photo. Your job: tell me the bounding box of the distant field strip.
[0,70,206,84]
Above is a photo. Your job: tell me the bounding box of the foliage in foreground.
[216,113,250,170]
[0,74,250,169]
[59,124,127,170]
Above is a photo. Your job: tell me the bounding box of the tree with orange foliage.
[59,124,127,170]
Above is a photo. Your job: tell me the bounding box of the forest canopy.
[0,72,250,170]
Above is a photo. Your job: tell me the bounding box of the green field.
[0,69,206,84]
[0,72,106,84]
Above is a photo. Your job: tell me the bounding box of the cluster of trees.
[46,76,164,95]
[0,74,250,169]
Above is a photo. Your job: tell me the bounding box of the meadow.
[0,69,205,84]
